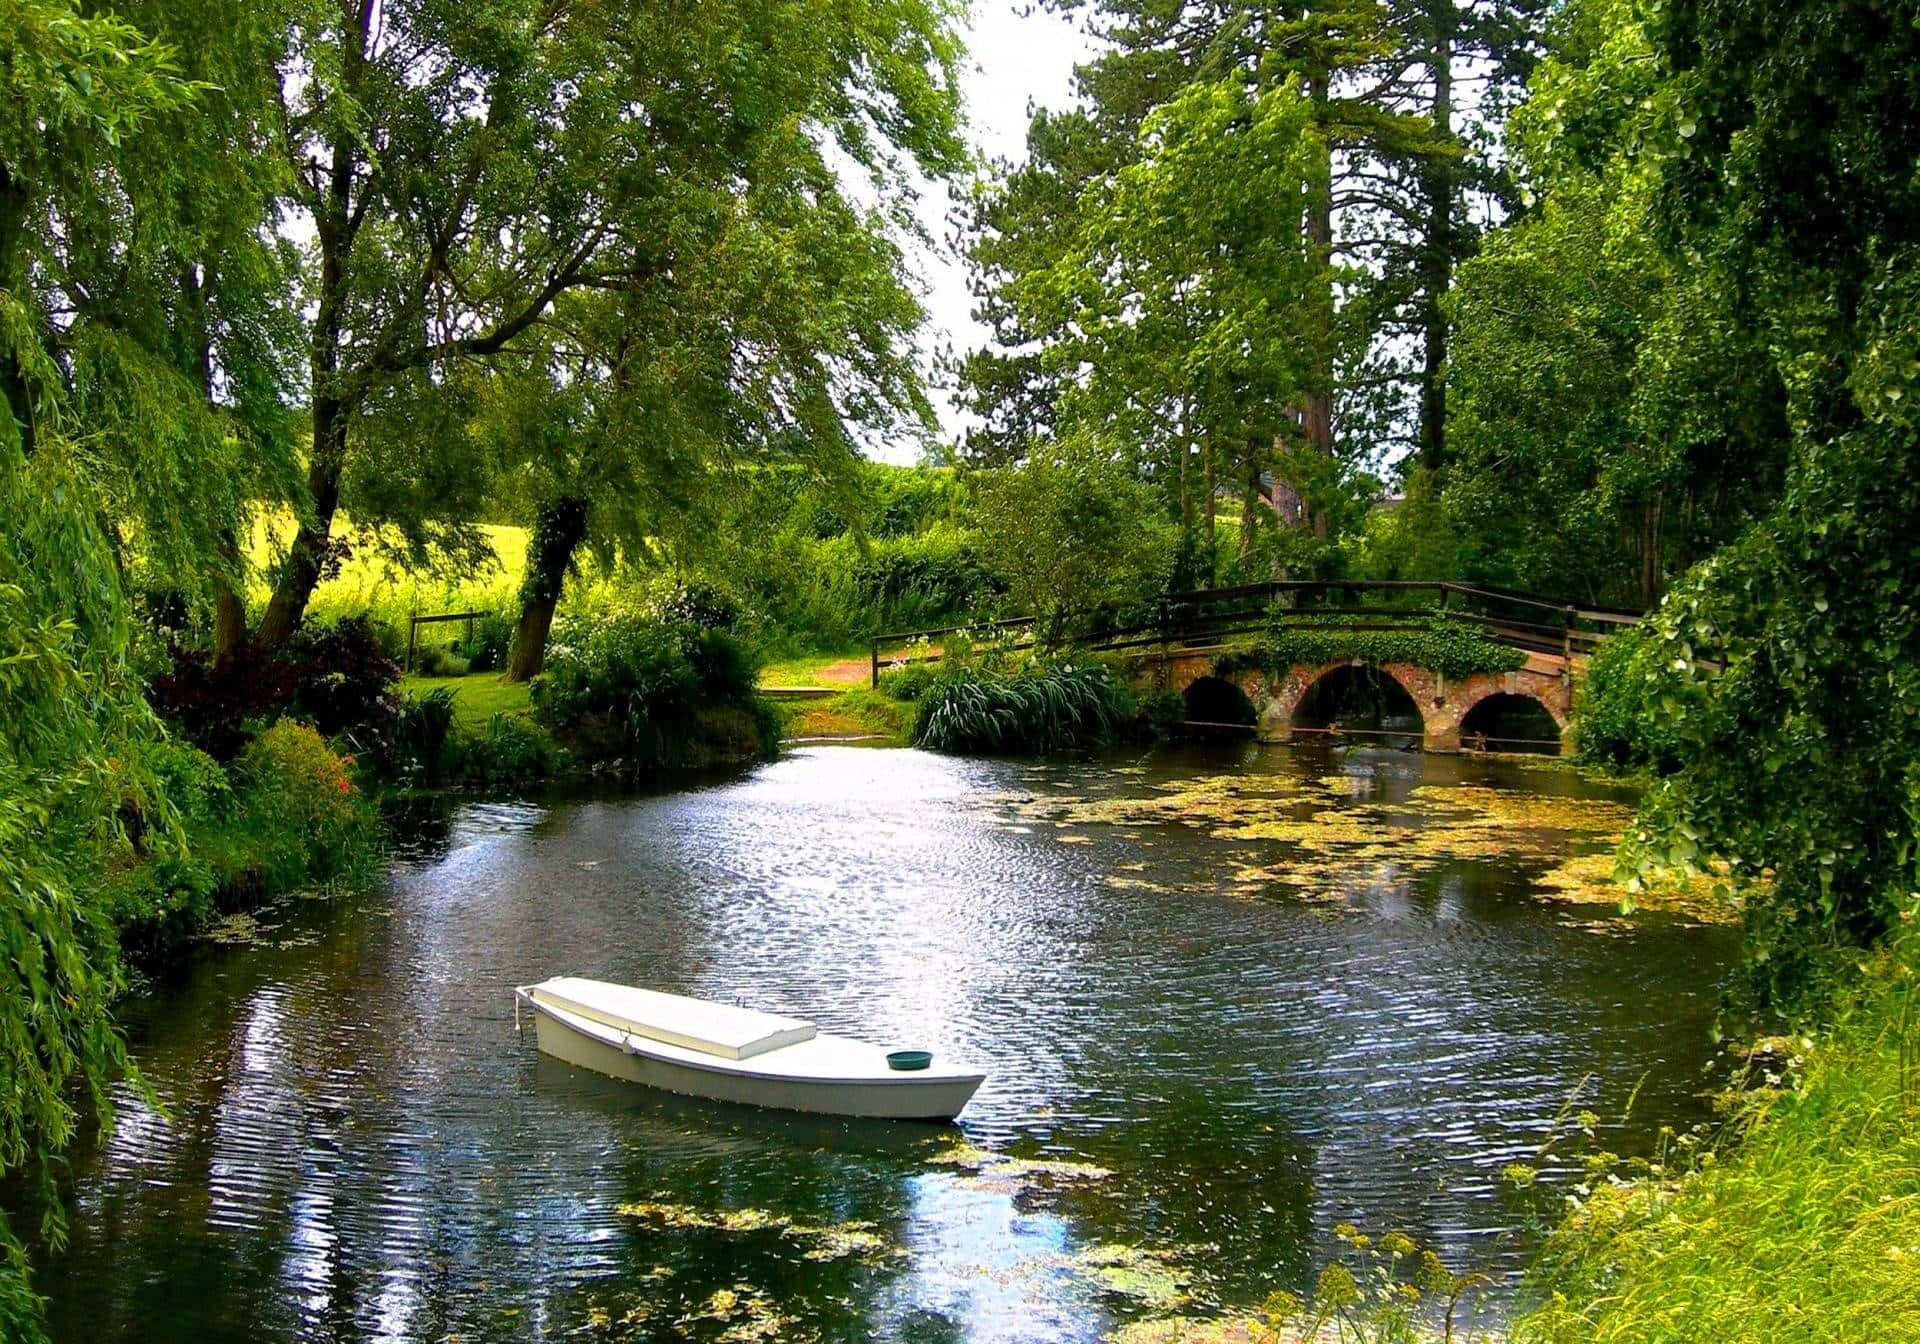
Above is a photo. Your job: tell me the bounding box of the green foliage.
[1137,689,1188,739]
[1444,62,1785,607]
[412,647,470,678]
[756,460,972,541]
[1511,929,1920,1344]
[970,437,1174,640]
[1215,615,1525,682]
[456,612,516,673]
[453,714,569,788]
[957,0,1528,514]
[1014,76,1331,529]
[438,0,970,671]
[227,722,378,896]
[1573,627,1696,772]
[386,685,566,788]
[1511,0,1920,1011]
[534,607,776,770]
[878,659,943,703]
[0,6,277,1325]
[735,524,1003,650]
[913,660,1135,755]
[103,728,380,958]
[389,688,459,784]
[1274,1225,1488,1344]
[1354,469,1470,583]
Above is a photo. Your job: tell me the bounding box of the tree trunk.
[256,11,367,652]
[1200,431,1217,584]
[504,495,590,682]
[1417,0,1456,474]
[213,547,249,663]
[1176,434,1193,534]
[1239,447,1262,567]
[255,395,346,648]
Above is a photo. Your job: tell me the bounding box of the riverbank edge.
[113,684,782,969]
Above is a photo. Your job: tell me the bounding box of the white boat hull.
[522,991,984,1121]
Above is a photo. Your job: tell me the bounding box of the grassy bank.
[105,723,382,962]
[1507,928,1920,1343]
[777,688,916,743]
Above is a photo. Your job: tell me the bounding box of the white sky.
[891,1,1099,462]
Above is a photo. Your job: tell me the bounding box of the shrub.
[413,645,470,677]
[1137,688,1187,738]
[104,725,380,959]
[651,579,741,631]
[879,659,942,702]
[389,687,458,783]
[147,615,402,758]
[534,606,774,770]
[148,642,299,759]
[230,721,378,893]
[1574,626,1695,771]
[914,660,1134,754]
[101,737,232,951]
[286,615,402,741]
[457,612,516,672]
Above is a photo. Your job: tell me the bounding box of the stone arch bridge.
[1141,649,1576,754]
[871,580,1641,756]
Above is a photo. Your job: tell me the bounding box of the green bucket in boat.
[886,1050,932,1072]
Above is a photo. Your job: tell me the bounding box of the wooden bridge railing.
[869,581,1643,687]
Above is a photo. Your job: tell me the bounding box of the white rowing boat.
[513,976,986,1121]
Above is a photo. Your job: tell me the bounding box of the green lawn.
[398,673,532,729]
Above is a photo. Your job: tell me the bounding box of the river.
[32,742,1733,1342]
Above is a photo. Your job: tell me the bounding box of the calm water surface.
[35,743,1732,1342]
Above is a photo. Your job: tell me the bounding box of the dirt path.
[809,657,872,686]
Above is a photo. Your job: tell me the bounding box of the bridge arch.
[1426,678,1571,754]
[1260,660,1430,745]
[1181,675,1258,730]
[1128,645,1577,756]
[1462,691,1563,751]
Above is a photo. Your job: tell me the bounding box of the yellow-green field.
[245,515,884,698]
[245,512,529,627]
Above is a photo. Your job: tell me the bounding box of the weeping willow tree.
[0,3,246,1333]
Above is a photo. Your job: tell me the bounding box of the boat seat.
[528,977,816,1060]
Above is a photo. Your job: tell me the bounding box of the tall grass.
[247,512,527,639]
[1511,927,1920,1343]
[913,661,1134,754]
